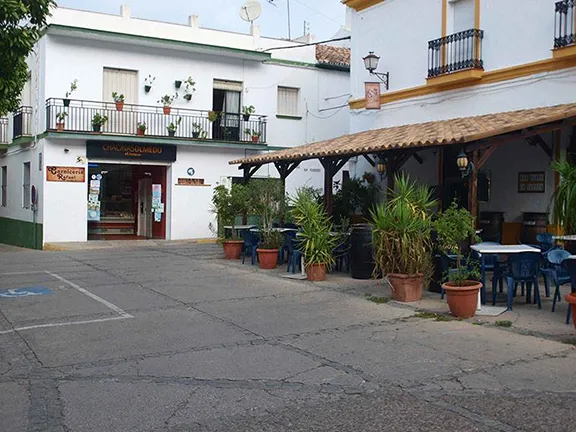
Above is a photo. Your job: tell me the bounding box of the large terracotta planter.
[222,240,243,260]
[257,248,278,269]
[306,263,327,281]
[443,281,482,318]
[388,273,424,302]
[566,293,576,329]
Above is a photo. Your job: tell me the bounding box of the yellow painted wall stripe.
[343,0,385,11]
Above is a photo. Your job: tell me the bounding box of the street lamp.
[363,51,390,90]
[376,156,387,180]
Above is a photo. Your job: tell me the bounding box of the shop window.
[22,162,31,209]
[277,87,300,117]
[1,166,6,207]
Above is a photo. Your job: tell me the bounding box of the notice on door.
[46,166,86,182]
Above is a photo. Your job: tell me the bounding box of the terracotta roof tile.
[230,103,576,165]
[315,45,350,67]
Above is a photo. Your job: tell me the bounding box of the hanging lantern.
[456,150,469,171]
[363,51,380,74]
[376,156,387,180]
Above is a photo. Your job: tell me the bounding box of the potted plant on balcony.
[434,200,482,318]
[166,117,182,137]
[211,183,250,259]
[112,92,125,111]
[183,77,195,101]
[370,174,435,302]
[245,129,261,143]
[144,75,155,93]
[63,79,78,107]
[242,105,255,121]
[192,123,203,139]
[290,188,339,281]
[250,179,284,269]
[175,79,182,89]
[55,112,68,132]
[158,94,177,115]
[137,121,147,136]
[208,110,219,123]
[91,113,108,133]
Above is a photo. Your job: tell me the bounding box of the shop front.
[86,141,176,240]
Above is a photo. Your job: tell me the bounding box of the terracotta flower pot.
[257,248,279,269]
[115,102,124,111]
[223,240,243,260]
[442,281,482,318]
[566,293,576,329]
[137,129,145,136]
[163,106,171,115]
[306,263,327,281]
[388,273,424,302]
[251,135,259,143]
[56,122,64,132]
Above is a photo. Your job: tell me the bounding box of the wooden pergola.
[230,103,576,217]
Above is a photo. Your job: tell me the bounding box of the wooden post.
[386,158,395,200]
[323,162,334,216]
[468,150,479,226]
[437,148,444,210]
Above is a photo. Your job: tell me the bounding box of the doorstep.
[44,238,216,251]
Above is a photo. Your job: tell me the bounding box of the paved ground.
[0,243,575,432]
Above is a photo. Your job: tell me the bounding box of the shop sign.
[86,141,177,162]
[177,178,205,186]
[46,166,86,182]
[518,171,545,193]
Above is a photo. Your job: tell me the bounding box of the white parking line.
[45,271,133,318]
[0,316,130,335]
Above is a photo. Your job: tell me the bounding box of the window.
[277,87,300,117]
[23,162,30,209]
[450,0,475,33]
[1,166,6,207]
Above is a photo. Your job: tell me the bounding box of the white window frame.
[277,86,301,118]
[1,166,6,207]
[22,162,31,209]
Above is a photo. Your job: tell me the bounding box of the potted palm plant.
[55,112,68,132]
[158,94,177,115]
[137,122,147,136]
[550,160,576,326]
[91,113,108,133]
[211,184,250,259]
[291,188,339,281]
[434,200,482,318]
[166,117,182,137]
[242,105,255,121]
[63,79,78,107]
[112,92,125,111]
[370,174,435,302]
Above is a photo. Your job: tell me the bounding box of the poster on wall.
[365,82,381,110]
[87,177,102,221]
[46,166,85,182]
[152,184,163,222]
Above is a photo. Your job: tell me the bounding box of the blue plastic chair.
[536,232,556,254]
[540,249,571,312]
[500,252,542,311]
[472,242,505,304]
[562,258,576,325]
[241,230,259,265]
[284,231,302,274]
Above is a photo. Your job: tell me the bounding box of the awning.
[229,103,576,166]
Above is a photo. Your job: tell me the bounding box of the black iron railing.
[428,29,484,78]
[0,118,8,144]
[45,99,267,144]
[555,0,576,48]
[13,106,32,139]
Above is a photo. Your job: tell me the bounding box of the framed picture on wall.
[518,171,545,193]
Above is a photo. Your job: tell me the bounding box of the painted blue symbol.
[0,287,53,298]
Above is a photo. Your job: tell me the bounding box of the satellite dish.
[240,1,262,23]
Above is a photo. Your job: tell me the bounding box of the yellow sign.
[46,166,86,183]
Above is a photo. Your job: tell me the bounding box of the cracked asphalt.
[0,243,575,431]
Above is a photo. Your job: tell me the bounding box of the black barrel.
[479,212,504,243]
[521,212,549,244]
[350,224,375,279]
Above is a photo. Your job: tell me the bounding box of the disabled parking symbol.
[0,287,53,298]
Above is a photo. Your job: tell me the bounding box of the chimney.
[120,5,131,19]
[188,15,200,28]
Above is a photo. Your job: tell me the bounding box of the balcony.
[427,29,484,86]
[13,106,32,140]
[45,99,267,144]
[554,1,576,58]
[0,118,8,145]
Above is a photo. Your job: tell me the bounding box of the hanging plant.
[144,75,156,93]
[183,76,195,102]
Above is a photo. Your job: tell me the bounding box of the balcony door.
[213,80,242,141]
[449,0,475,33]
[103,68,139,135]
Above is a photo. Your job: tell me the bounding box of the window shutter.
[277,87,300,116]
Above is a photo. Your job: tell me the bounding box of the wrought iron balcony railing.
[428,29,484,78]
[13,106,33,139]
[45,99,267,144]
[0,118,8,144]
[555,0,576,48]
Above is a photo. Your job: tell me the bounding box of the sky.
[56,0,347,41]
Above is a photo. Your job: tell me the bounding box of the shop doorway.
[87,163,167,240]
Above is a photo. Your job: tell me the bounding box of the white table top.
[223,225,256,230]
[250,227,298,233]
[470,244,541,254]
[553,235,576,241]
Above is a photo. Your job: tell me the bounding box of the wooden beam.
[363,154,376,167]
[476,142,500,170]
[525,135,553,159]
[413,153,424,165]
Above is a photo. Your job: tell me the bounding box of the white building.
[0,5,350,248]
